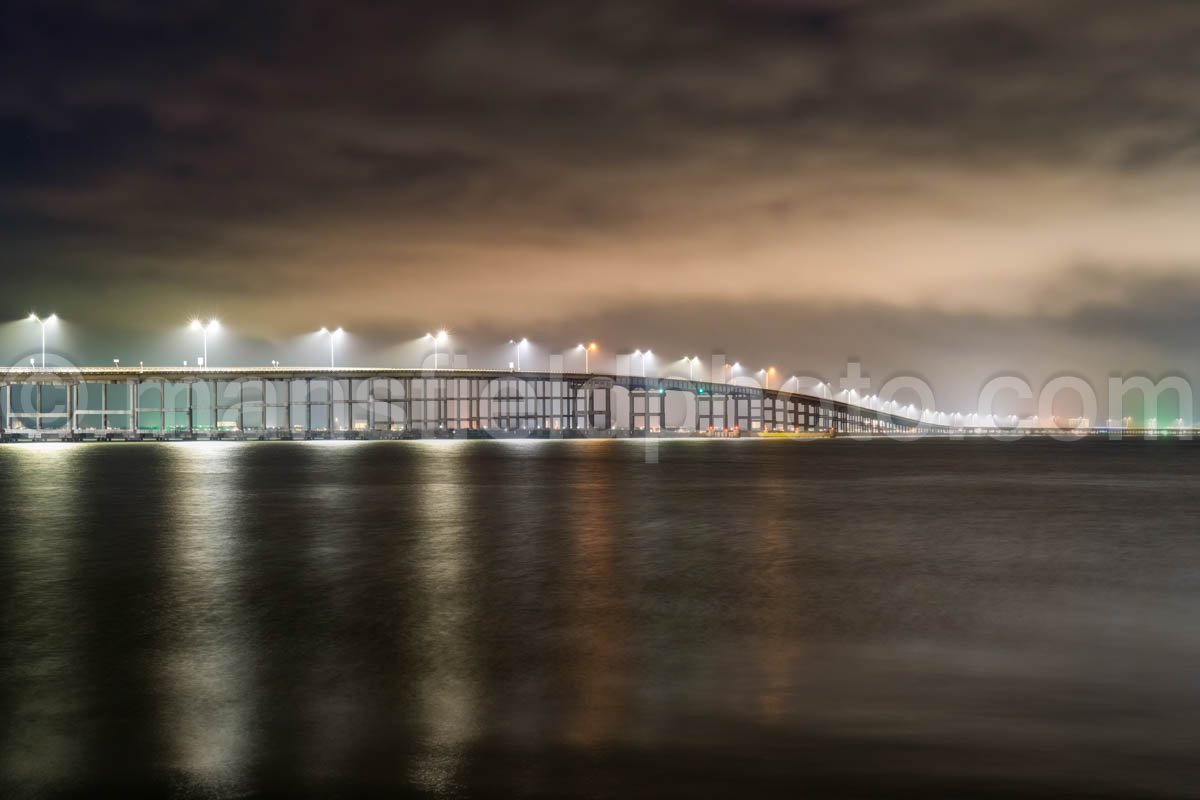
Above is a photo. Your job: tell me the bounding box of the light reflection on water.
[2,439,1200,797]
[409,443,479,797]
[0,445,85,792]
[564,458,626,748]
[158,443,254,795]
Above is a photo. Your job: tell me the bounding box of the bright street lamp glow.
[577,342,597,372]
[189,318,218,366]
[425,330,449,368]
[27,311,56,368]
[630,348,653,377]
[320,326,342,367]
[509,337,528,370]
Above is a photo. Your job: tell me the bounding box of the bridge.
[0,366,941,440]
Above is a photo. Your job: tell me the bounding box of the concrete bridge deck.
[0,366,937,440]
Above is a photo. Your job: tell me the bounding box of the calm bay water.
[2,438,1200,798]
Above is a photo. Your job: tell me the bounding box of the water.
[2,439,1200,798]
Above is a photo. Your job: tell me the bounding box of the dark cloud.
[1050,265,1200,351]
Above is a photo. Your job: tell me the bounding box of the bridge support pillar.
[303,378,311,438]
[367,382,375,434]
[67,381,76,440]
[628,387,664,433]
[209,379,217,436]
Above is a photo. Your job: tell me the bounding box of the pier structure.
[0,367,933,440]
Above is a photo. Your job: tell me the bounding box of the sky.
[3,1,1200,411]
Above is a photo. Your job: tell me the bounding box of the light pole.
[576,342,598,373]
[189,319,219,367]
[27,312,57,369]
[685,356,700,381]
[509,338,527,370]
[425,330,448,369]
[319,327,343,367]
[632,348,651,377]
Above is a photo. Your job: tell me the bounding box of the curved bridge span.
[0,367,941,440]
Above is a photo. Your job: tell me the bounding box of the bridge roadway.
[0,366,935,440]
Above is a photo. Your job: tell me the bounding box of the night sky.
[4,1,1200,408]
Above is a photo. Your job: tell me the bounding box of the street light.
[27,312,57,369]
[632,348,651,377]
[685,355,700,381]
[189,318,219,367]
[509,338,528,371]
[757,367,776,390]
[577,342,598,373]
[425,330,449,369]
[27,311,56,369]
[319,326,343,368]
